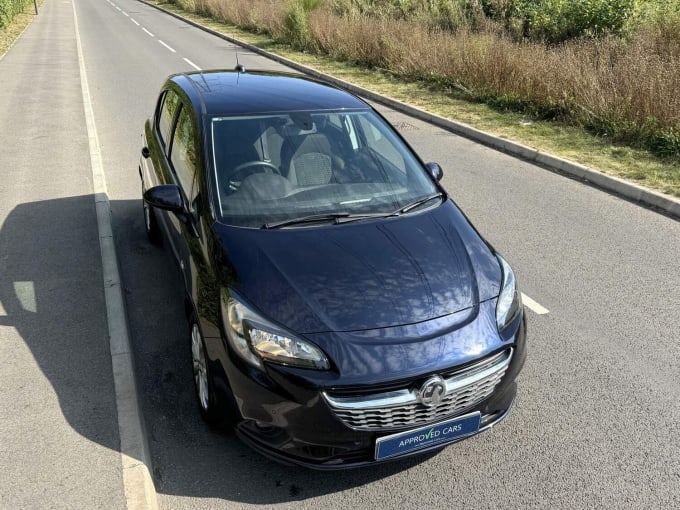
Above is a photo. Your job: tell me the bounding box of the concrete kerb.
[74,1,158,508]
[139,0,680,220]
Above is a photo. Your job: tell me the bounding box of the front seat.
[213,120,262,183]
[283,133,334,186]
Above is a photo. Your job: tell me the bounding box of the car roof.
[170,70,370,116]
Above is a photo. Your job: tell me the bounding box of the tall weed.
[284,0,321,49]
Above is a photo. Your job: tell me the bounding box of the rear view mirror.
[143,185,184,213]
[425,162,444,181]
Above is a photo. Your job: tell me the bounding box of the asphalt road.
[3,0,680,508]
[0,1,125,508]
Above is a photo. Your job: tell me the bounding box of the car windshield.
[210,110,438,228]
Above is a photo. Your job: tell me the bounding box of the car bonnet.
[216,199,501,335]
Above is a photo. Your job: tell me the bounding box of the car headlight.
[495,254,522,332]
[221,290,330,370]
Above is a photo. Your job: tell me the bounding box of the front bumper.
[216,315,526,469]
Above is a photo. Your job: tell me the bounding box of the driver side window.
[169,105,199,207]
[157,90,180,150]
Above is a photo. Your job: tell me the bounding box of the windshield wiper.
[264,211,396,229]
[263,212,352,229]
[262,193,444,229]
[392,192,444,215]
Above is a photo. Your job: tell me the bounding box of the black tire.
[189,316,244,431]
[143,199,161,244]
[190,318,222,426]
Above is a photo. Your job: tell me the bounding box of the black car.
[139,69,526,468]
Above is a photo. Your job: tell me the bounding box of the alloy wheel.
[191,323,209,411]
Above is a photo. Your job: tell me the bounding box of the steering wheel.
[227,161,281,192]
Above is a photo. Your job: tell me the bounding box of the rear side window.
[170,105,199,204]
[157,90,180,148]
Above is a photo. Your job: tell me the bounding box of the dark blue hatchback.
[139,69,526,468]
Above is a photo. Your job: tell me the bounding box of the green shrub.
[284,0,322,48]
[514,0,637,43]
[0,0,30,28]
[479,0,516,21]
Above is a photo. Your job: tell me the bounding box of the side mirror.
[143,185,184,213]
[425,162,444,182]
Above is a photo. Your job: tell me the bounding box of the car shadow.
[0,195,435,506]
[0,196,121,459]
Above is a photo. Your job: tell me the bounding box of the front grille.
[323,349,512,431]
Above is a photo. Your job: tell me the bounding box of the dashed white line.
[522,293,550,315]
[142,27,154,37]
[115,5,121,11]
[183,57,201,70]
[122,11,129,17]
[131,18,140,26]
[158,40,176,53]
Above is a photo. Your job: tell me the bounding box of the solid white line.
[183,57,201,70]
[142,27,154,37]
[122,11,129,17]
[158,39,176,53]
[522,293,550,315]
[131,18,140,26]
[72,1,158,509]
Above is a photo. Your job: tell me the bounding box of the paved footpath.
[0,1,126,508]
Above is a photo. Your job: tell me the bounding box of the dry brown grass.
[193,0,285,36]
[306,12,680,130]
[171,0,680,159]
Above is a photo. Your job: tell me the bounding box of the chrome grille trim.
[322,349,512,431]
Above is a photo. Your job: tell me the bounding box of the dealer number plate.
[375,412,481,460]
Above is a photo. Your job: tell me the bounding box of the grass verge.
[0,0,42,59]
[149,0,679,199]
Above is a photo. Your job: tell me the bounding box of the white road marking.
[142,27,154,37]
[131,18,140,25]
[122,11,129,17]
[158,40,176,53]
[115,5,121,11]
[183,57,201,70]
[72,1,158,509]
[522,293,550,315]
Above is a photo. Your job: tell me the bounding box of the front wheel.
[190,318,242,429]
[191,320,220,425]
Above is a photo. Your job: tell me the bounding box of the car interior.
[209,111,432,227]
